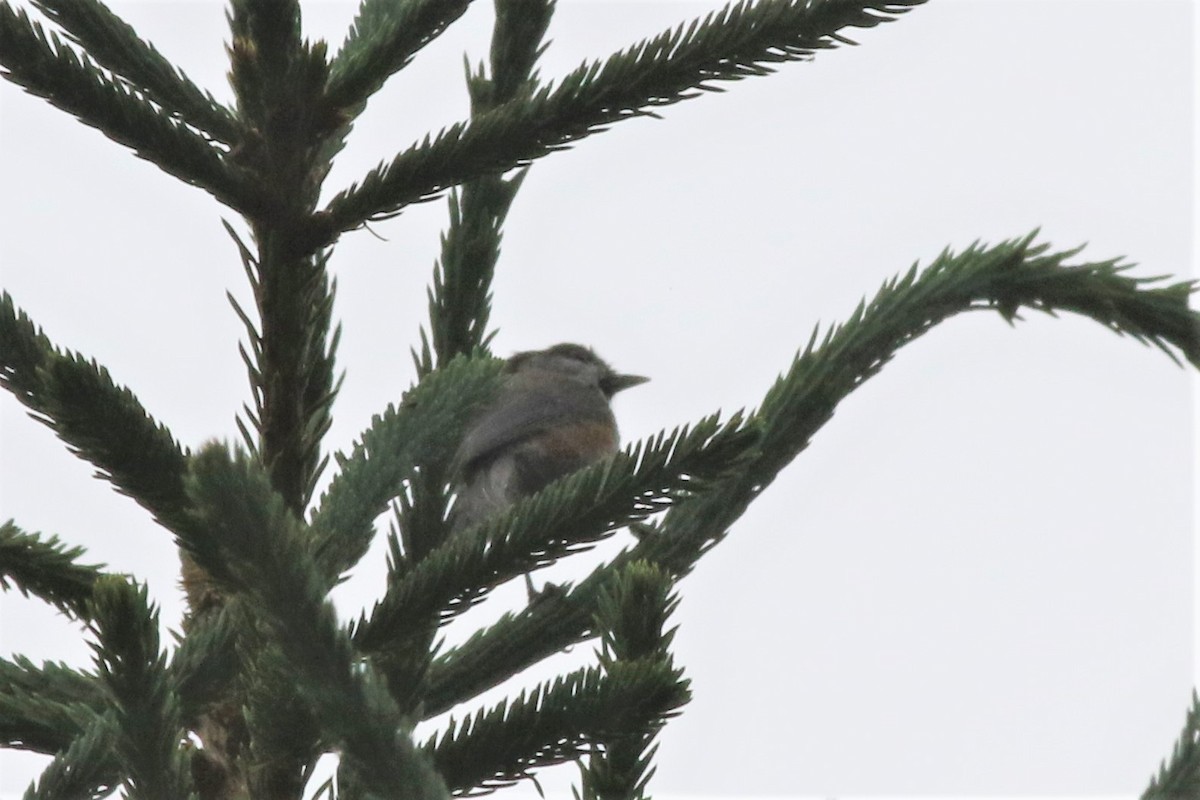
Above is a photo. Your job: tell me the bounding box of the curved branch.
[423,232,1200,714]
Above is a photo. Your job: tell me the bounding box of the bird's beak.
[602,373,650,394]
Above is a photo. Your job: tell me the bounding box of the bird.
[450,343,648,536]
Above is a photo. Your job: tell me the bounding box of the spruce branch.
[325,0,472,118]
[297,262,343,509]
[169,606,240,726]
[388,9,562,716]
[592,562,680,665]
[225,0,333,212]
[426,659,689,796]
[418,171,522,375]
[88,576,193,800]
[221,52,342,513]
[222,0,342,512]
[0,294,192,532]
[320,0,926,240]
[207,8,349,783]
[745,233,1200,488]
[0,520,106,618]
[1143,691,1200,799]
[0,290,56,405]
[240,643,323,800]
[370,473,451,715]
[310,354,505,583]
[424,586,578,718]
[423,546,684,720]
[578,561,684,800]
[29,0,241,143]
[41,353,192,527]
[417,0,555,375]
[180,605,323,800]
[238,239,342,513]
[486,0,555,105]
[389,463,454,575]
[636,233,1200,580]
[0,656,108,754]
[0,2,257,213]
[352,412,755,656]
[423,233,1200,714]
[181,444,449,800]
[226,0,302,129]
[21,712,121,800]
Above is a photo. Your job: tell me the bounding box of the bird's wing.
[454,380,611,473]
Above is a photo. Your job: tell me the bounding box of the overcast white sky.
[0,1,1195,797]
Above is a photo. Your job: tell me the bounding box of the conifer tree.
[0,1,1197,799]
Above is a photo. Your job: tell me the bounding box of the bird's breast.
[530,418,620,461]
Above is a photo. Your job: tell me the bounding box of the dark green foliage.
[369,470,449,715]
[182,445,449,800]
[0,521,105,618]
[417,0,555,374]
[1143,691,1200,799]
[230,234,342,513]
[29,0,240,142]
[0,4,254,213]
[326,0,473,117]
[1,0,1194,797]
[21,713,121,800]
[315,0,476,172]
[310,353,505,582]
[169,606,240,725]
[645,234,1200,580]
[420,234,1200,715]
[0,294,191,530]
[88,577,193,800]
[0,656,108,755]
[0,291,54,404]
[577,562,687,800]
[241,643,324,800]
[321,0,926,240]
[222,0,343,523]
[352,412,756,657]
[748,234,1199,483]
[427,658,689,795]
[593,563,681,664]
[424,559,691,799]
[226,0,305,132]
[40,354,193,527]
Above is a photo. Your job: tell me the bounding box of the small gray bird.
[451,343,648,533]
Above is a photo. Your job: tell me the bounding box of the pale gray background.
[0,0,1194,797]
